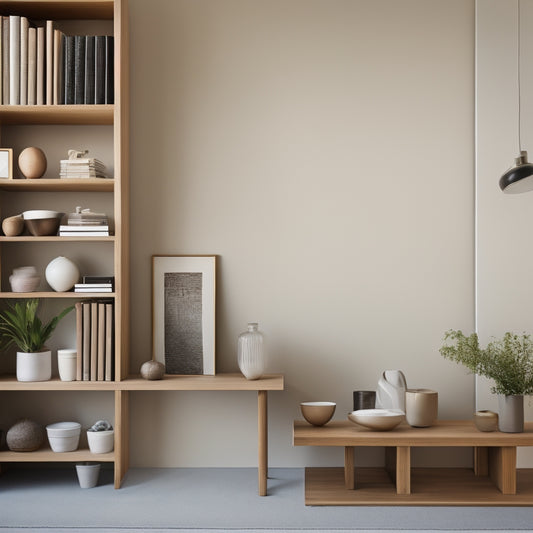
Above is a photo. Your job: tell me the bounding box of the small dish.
[300,401,336,426]
[348,408,405,431]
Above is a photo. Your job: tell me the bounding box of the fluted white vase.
[375,369,407,413]
[238,323,265,380]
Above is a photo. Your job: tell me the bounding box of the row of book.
[75,299,114,381]
[60,157,108,179]
[0,15,114,105]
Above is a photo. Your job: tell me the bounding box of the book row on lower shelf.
[75,299,114,382]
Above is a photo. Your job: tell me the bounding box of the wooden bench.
[293,420,533,505]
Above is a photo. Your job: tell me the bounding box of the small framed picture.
[152,255,216,375]
[0,148,13,179]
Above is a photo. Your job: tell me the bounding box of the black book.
[94,35,105,104]
[105,35,114,104]
[63,35,75,104]
[84,35,95,104]
[83,275,115,287]
[74,35,86,105]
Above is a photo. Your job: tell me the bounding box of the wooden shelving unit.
[0,0,130,489]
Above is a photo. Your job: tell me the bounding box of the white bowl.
[348,409,405,431]
[22,210,63,221]
[46,422,81,452]
[87,430,114,454]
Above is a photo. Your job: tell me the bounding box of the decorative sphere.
[7,419,45,451]
[45,256,80,292]
[2,215,24,236]
[140,360,165,380]
[18,147,47,179]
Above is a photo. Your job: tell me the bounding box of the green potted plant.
[439,330,533,432]
[0,299,73,382]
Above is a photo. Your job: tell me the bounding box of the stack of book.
[75,300,114,381]
[60,223,109,236]
[75,275,114,293]
[60,157,108,179]
[0,15,114,105]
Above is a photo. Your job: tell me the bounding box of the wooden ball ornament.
[18,147,47,179]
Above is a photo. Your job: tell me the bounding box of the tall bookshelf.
[0,0,129,488]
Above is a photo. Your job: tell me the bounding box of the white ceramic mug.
[405,389,438,427]
[57,349,77,381]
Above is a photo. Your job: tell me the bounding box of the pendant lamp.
[499,0,533,193]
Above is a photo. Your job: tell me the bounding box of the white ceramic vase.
[45,256,80,292]
[57,349,77,381]
[87,430,114,454]
[375,370,407,413]
[238,323,265,380]
[16,350,52,382]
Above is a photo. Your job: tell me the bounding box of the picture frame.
[152,255,216,375]
[0,148,13,179]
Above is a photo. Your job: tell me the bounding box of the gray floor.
[1,467,533,531]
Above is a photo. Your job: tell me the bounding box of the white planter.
[76,462,101,488]
[57,349,77,381]
[16,350,51,382]
[87,430,114,454]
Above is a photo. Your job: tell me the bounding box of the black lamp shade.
[499,151,533,193]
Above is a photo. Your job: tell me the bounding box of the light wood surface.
[0,446,114,462]
[294,420,533,447]
[0,235,115,242]
[0,178,114,192]
[258,390,268,496]
[0,104,113,124]
[304,467,533,506]
[489,446,517,494]
[344,446,354,489]
[0,292,116,298]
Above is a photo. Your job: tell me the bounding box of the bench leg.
[474,446,489,476]
[489,446,516,495]
[385,446,411,494]
[344,446,355,489]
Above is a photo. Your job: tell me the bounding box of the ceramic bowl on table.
[22,210,63,236]
[300,401,336,426]
[348,408,405,431]
[46,421,81,452]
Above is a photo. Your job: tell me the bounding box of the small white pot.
[76,462,101,488]
[57,349,77,381]
[87,430,114,454]
[16,350,51,382]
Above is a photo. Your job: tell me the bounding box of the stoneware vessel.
[473,410,498,432]
[45,256,80,292]
[76,462,101,488]
[57,349,77,381]
[140,360,165,380]
[348,408,405,431]
[18,146,47,179]
[6,419,44,451]
[46,422,81,452]
[17,350,52,381]
[498,394,524,433]
[375,370,407,412]
[300,401,336,426]
[9,266,40,292]
[353,390,376,411]
[87,429,114,454]
[405,389,438,427]
[2,214,24,236]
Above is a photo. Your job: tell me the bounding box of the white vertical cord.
[518,0,523,154]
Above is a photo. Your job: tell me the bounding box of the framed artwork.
[0,148,13,179]
[152,255,216,375]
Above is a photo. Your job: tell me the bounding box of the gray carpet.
[1,468,533,531]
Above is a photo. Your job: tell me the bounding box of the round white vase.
[17,350,52,382]
[45,256,80,292]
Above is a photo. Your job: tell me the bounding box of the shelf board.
[0,235,115,242]
[0,292,115,298]
[0,447,114,463]
[0,178,114,192]
[0,376,118,390]
[0,1,114,20]
[0,105,113,125]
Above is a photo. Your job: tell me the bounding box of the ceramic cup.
[405,389,438,427]
[353,390,376,411]
[57,349,77,381]
[473,410,498,432]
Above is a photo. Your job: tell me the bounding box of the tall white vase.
[375,370,407,413]
[238,323,265,380]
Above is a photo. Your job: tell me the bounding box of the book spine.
[27,27,36,105]
[82,302,91,380]
[9,16,20,105]
[0,17,3,105]
[105,302,113,381]
[105,35,114,104]
[97,302,105,380]
[75,301,83,381]
[2,17,8,104]
[74,35,85,105]
[19,17,28,105]
[84,35,95,104]
[63,35,75,105]
[94,36,105,104]
[53,29,63,104]
[90,301,98,380]
[45,20,53,105]
[36,26,44,105]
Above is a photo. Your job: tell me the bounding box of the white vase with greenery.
[0,299,73,382]
[440,330,533,433]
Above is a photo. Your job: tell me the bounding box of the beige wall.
[128,0,475,467]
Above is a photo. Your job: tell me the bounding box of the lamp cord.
[518,0,523,154]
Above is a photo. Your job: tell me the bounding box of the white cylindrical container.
[16,350,52,382]
[238,322,265,380]
[87,429,114,453]
[76,462,101,488]
[57,349,77,381]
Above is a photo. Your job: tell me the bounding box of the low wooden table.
[293,420,533,506]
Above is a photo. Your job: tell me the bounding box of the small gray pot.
[76,462,101,488]
[498,394,524,433]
